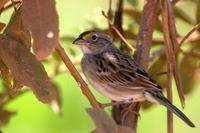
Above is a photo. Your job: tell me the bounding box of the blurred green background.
[1,0,200,133]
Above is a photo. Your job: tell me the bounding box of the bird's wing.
[92,51,162,92]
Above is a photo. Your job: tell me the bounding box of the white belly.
[85,74,146,102]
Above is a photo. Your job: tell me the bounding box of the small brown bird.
[73,30,195,127]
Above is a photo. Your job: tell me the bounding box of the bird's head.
[73,30,113,54]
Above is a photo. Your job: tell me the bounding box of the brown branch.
[131,1,160,132]
[107,0,113,30]
[102,11,135,52]
[149,28,200,61]
[175,22,200,53]
[113,0,123,34]
[168,0,185,108]
[167,65,173,133]
[108,0,160,131]
[162,0,175,133]
[134,0,160,68]
[55,44,100,108]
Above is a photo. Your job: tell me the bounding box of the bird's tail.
[145,90,195,127]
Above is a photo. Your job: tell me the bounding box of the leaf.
[0,22,6,32]
[0,35,55,104]
[0,0,9,10]
[0,59,12,89]
[4,7,31,49]
[86,108,135,133]
[49,82,61,113]
[21,0,59,60]
[162,0,185,108]
[180,54,200,94]
[0,109,16,126]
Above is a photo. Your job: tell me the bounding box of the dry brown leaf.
[87,108,135,133]
[0,59,12,89]
[49,82,61,113]
[0,35,55,104]
[180,54,200,94]
[0,0,9,10]
[0,108,16,126]
[162,0,185,108]
[4,7,31,49]
[22,0,59,60]
[0,22,6,32]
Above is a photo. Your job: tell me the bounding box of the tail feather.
[145,90,195,127]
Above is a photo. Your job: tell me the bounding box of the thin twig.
[149,29,200,61]
[55,44,100,108]
[175,22,200,53]
[102,11,135,52]
[107,0,113,30]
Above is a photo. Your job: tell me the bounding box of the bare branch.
[55,44,100,108]
[108,0,160,132]
[175,22,200,53]
[162,0,175,132]
[135,0,160,68]
[102,11,136,52]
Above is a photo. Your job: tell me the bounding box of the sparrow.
[73,30,195,127]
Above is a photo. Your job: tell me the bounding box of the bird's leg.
[121,103,141,123]
[100,98,133,108]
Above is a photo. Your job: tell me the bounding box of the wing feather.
[92,51,162,92]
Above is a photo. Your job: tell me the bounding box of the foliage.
[0,0,199,133]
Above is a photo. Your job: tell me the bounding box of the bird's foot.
[99,98,133,108]
[121,103,141,123]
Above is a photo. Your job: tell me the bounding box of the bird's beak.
[72,37,85,45]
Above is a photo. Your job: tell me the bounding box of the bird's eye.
[91,34,97,41]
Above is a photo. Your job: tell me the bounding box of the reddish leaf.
[87,108,135,133]
[21,0,59,60]
[0,0,9,10]
[0,59,12,90]
[0,22,6,32]
[4,7,31,49]
[0,35,55,104]
[49,82,61,113]
[0,109,16,126]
